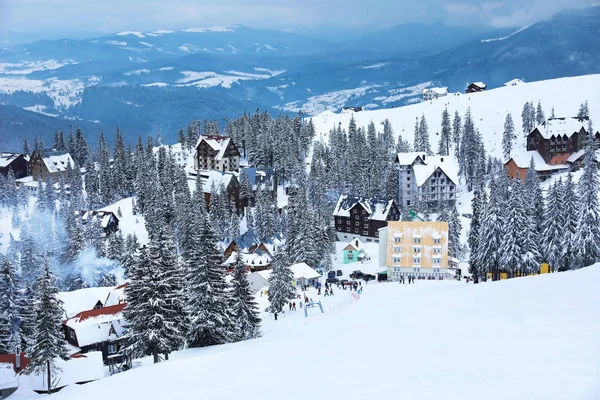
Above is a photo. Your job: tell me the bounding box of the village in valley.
[0,72,599,399]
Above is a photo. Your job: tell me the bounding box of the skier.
[318,288,321,295]
[292,302,296,310]
[274,312,278,321]
[330,287,334,296]
[324,290,329,297]
[289,302,292,311]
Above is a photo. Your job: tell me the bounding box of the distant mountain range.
[0,7,599,150]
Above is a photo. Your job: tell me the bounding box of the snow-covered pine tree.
[186,217,237,347]
[0,259,21,354]
[541,180,564,272]
[438,108,451,156]
[419,114,432,155]
[524,157,544,234]
[502,113,516,159]
[499,178,525,276]
[574,131,600,268]
[448,205,462,260]
[23,138,30,155]
[19,224,39,283]
[577,101,589,118]
[561,173,579,271]
[122,245,150,358]
[26,263,69,393]
[476,175,504,280]
[267,249,296,314]
[230,252,261,340]
[412,117,420,152]
[452,111,462,157]
[239,170,253,209]
[536,101,545,125]
[521,101,534,136]
[18,283,36,354]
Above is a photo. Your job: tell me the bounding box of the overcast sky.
[0,0,596,35]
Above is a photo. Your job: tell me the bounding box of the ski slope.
[16,264,600,400]
[309,74,600,160]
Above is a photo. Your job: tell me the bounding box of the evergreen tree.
[23,139,30,155]
[468,182,484,283]
[536,100,545,125]
[499,178,525,276]
[186,218,237,347]
[18,283,36,354]
[0,260,20,354]
[577,101,589,118]
[437,108,451,156]
[230,252,261,340]
[561,173,579,271]
[502,113,516,159]
[27,264,69,393]
[452,110,462,156]
[574,131,600,268]
[267,249,296,314]
[448,205,462,259]
[476,176,504,280]
[521,101,535,136]
[542,181,564,272]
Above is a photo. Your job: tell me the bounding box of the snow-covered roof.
[256,263,321,282]
[200,170,236,193]
[423,87,448,95]
[411,155,459,186]
[0,153,21,168]
[344,238,365,253]
[509,151,568,171]
[58,286,115,319]
[261,233,284,255]
[566,149,600,163]
[194,135,235,161]
[533,117,587,139]
[153,142,184,154]
[471,82,486,89]
[396,152,426,166]
[504,78,524,86]
[333,195,396,221]
[64,304,127,348]
[0,363,16,390]
[230,230,260,252]
[224,250,272,267]
[41,151,74,173]
[104,283,127,307]
[247,272,269,294]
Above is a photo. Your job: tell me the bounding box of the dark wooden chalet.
[526,117,599,165]
[78,211,120,234]
[194,135,241,172]
[333,195,400,242]
[62,303,127,364]
[466,82,486,93]
[0,153,28,179]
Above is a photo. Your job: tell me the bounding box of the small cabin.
[466,82,487,93]
[343,239,366,264]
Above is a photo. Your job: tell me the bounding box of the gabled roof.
[230,230,261,252]
[532,117,588,140]
[199,170,236,193]
[35,150,74,173]
[395,152,426,166]
[0,153,22,168]
[507,151,569,172]
[223,250,272,268]
[343,238,365,253]
[333,195,396,221]
[78,210,119,228]
[423,87,448,95]
[407,155,459,186]
[470,82,486,89]
[194,135,238,160]
[64,304,127,348]
[104,283,127,307]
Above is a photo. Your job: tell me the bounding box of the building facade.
[379,221,450,280]
[396,152,458,209]
[422,87,448,101]
[194,135,241,172]
[0,153,28,179]
[333,195,400,242]
[28,150,74,182]
[526,117,598,165]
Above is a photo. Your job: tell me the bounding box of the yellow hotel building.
[379,221,450,281]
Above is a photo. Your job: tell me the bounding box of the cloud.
[0,0,596,34]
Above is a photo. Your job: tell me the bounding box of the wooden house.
[504,151,568,180]
[196,170,241,212]
[77,211,120,234]
[194,135,240,172]
[466,82,486,93]
[526,117,598,165]
[0,153,28,179]
[333,195,400,242]
[422,87,448,101]
[223,231,284,272]
[28,149,74,182]
[62,303,127,364]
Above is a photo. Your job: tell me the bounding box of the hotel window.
[355,221,360,226]
[393,247,401,253]
[433,248,441,254]
[433,238,441,244]
[363,231,368,236]
[364,224,369,229]
[433,258,441,265]
[346,220,350,225]
[394,237,401,243]
[362,210,366,214]
[355,229,359,234]
[353,209,357,214]
[413,247,421,253]
[338,219,342,224]
[413,258,420,264]
[393,257,401,264]
[346,227,351,232]
[413,267,420,272]
[413,237,421,244]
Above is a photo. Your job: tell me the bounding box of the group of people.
[399,276,416,284]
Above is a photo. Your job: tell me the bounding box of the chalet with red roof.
[62,303,127,363]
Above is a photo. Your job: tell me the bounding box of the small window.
[346,227,351,232]
[394,237,401,243]
[355,221,360,226]
[413,237,421,244]
[108,343,118,355]
[338,219,342,224]
[407,184,410,188]
[355,228,359,234]
[69,330,76,340]
[364,224,368,229]
[433,238,441,244]
[353,209,357,214]
[361,210,366,215]
[363,230,368,236]
[346,220,350,226]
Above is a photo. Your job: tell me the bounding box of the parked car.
[350,270,364,279]
[326,277,340,284]
[340,279,349,286]
[327,271,336,279]
[363,274,376,282]
[336,270,343,277]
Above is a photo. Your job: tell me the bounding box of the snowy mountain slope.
[15,264,600,400]
[309,74,600,159]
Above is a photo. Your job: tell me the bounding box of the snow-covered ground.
[12,264,600,400]
[309,74,600,160]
